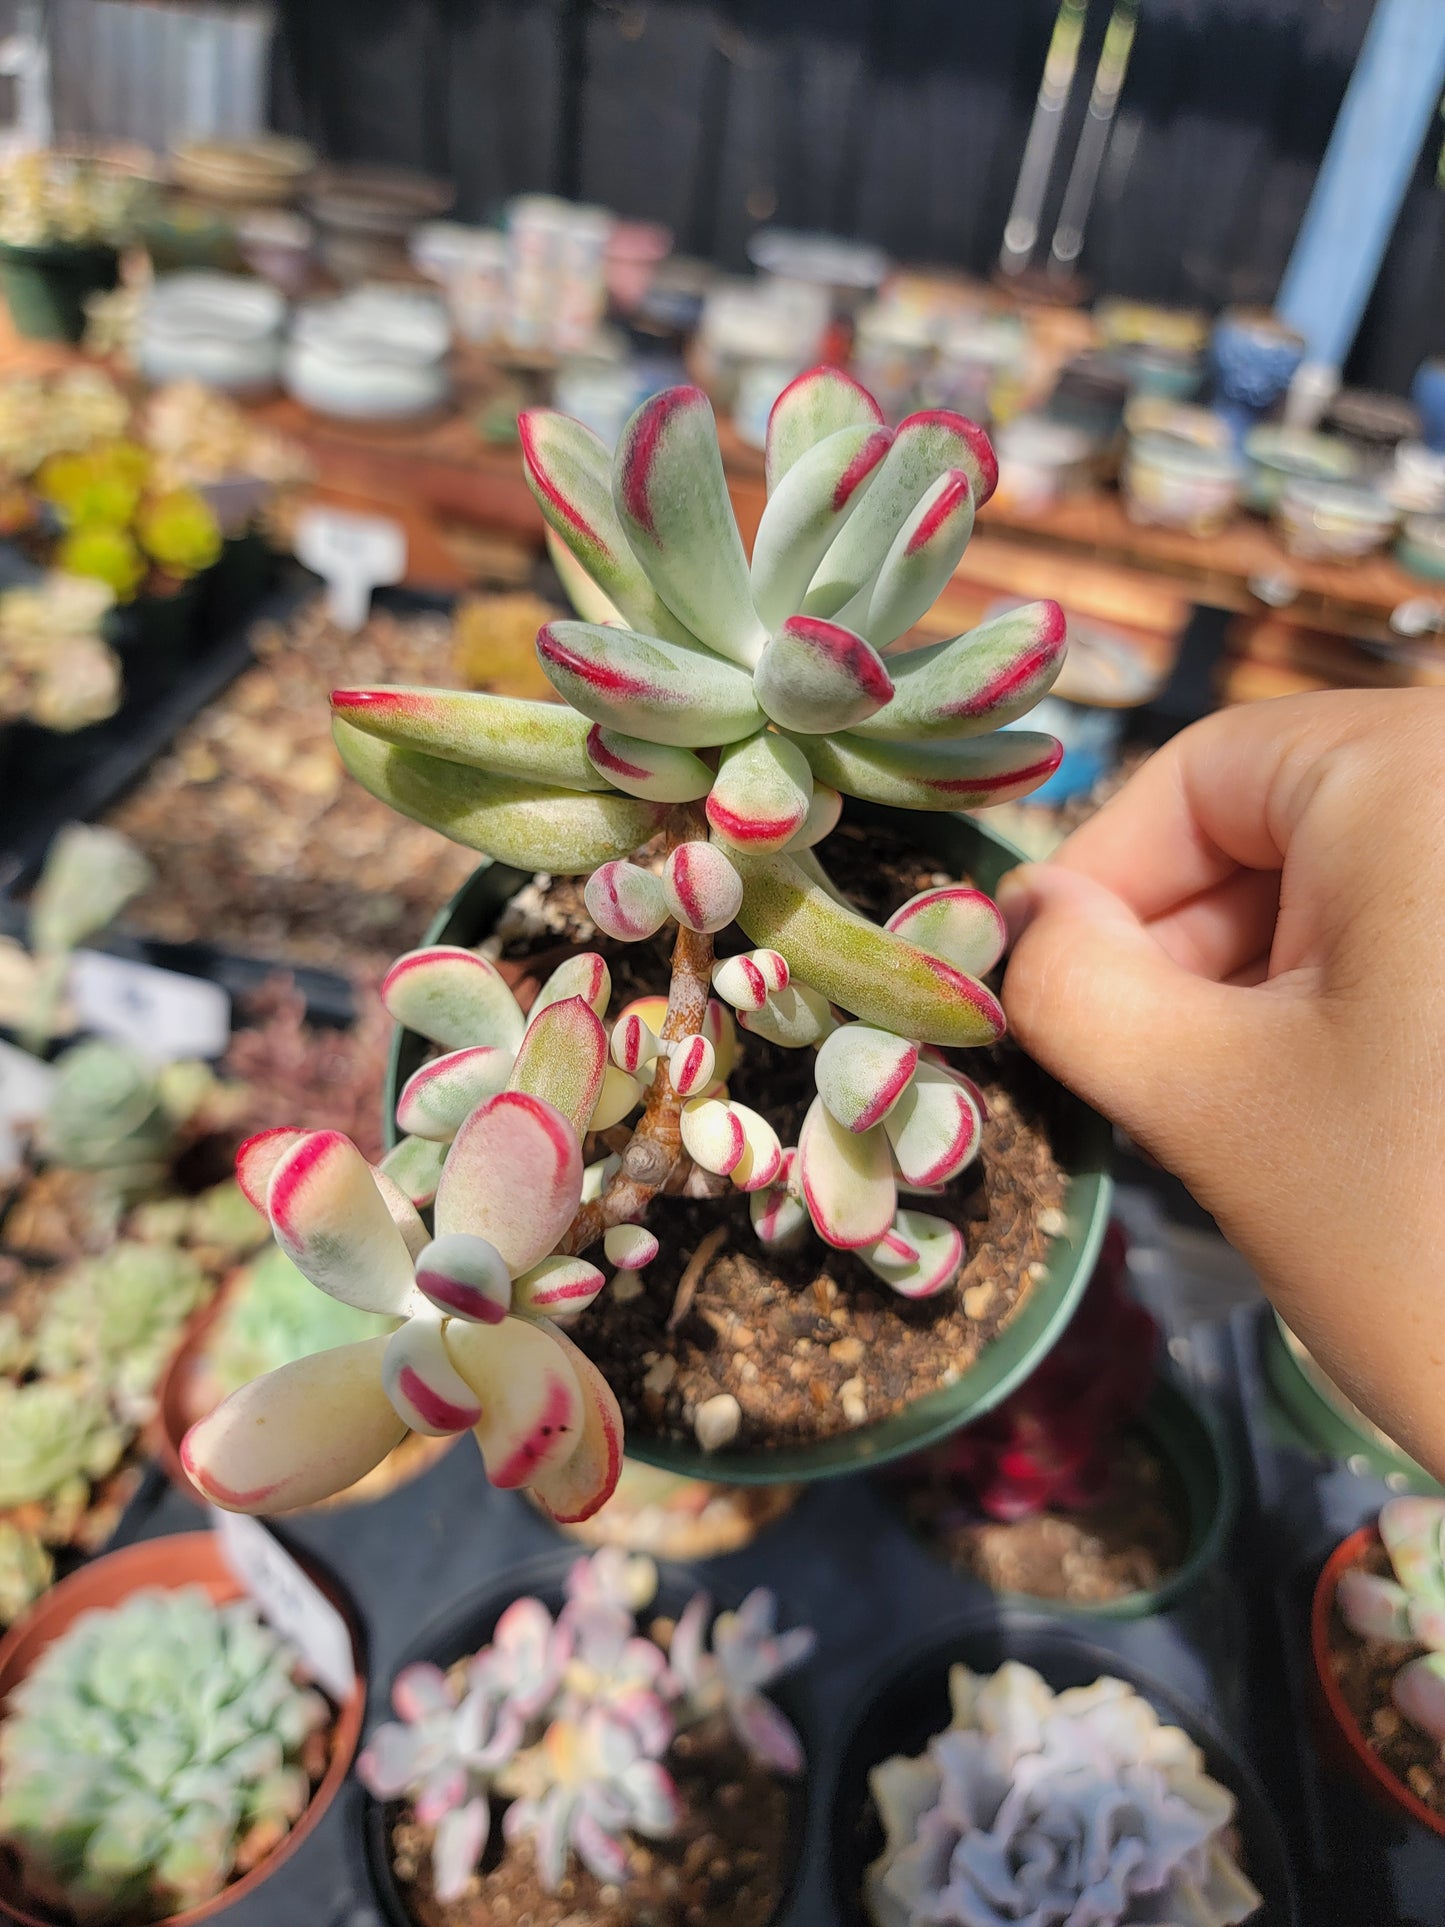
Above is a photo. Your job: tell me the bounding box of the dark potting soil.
[387,1714,792,1927]
[902,1431,1191,1605]
[492,820,1069,1451]
[1328,1538,1445,1818]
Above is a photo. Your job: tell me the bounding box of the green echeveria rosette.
[0,1585,328,1922]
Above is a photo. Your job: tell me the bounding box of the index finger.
[1043,690,1386,920]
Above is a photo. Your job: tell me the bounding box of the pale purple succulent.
[670,1587,815,1774]
[359,1551,812,1899]
[866,1663,1261,1927]
[1338,1496,1445,1742]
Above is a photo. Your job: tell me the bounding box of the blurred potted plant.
[888,1224,1233,1617]
[1313,1496,1445,1838]
[358,1547,811,1924]
[0,1531,363,1923]
[0,152,148,342]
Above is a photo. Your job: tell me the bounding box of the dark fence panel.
[271,0,1445,393]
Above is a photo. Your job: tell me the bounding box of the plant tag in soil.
[68,950,231,1062]
[0,1040,56,1175]
[294,505,407,632]
[212,1508,354,1701]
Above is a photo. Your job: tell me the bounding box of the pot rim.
[0,1530,367,1926]
[384,810,1113,1486]
[1310,1523,1445,1841]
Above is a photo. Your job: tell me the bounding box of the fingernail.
[995,866,1041,943]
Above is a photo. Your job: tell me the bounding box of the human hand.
[998,689,1445,1476]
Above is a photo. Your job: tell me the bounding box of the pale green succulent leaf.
[334,717,667,873]
[764,364,885,494]
[613,386,767,667]
[750,422,892,630]
[706,730,813,852]
[328,686,611,792]
[752,617,894,735]
[851,601,1068,742]
[733,848,1004,1048]
[791,727,1061,811]
[536,620,763,748]
[835,468,975,649]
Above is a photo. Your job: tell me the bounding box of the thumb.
[998,863,1291,1178]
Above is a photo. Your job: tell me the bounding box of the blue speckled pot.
[1210,307,1305,431]
[1410,358,1445,455]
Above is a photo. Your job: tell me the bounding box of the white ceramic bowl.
[284,289,451,420]
[138,272,286,393]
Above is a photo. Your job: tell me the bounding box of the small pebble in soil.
[695,1393,742,1450]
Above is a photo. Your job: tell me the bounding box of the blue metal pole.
[1276,0,1445,372]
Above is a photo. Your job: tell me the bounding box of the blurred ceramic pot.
[1094,299,1208,357]
[237,209,315,300]
[1326,387,1419,454]
[1122,430,1243,536]
[1241,425,1358,514]
[1274,477,1398,562]
[307,166,453,283]
[138,272,285,393]
[1396,513,1445,582]
[285,287,451,421]
[605,220,672,313]
[993,416,1093,514]
[1410,358,1445,455]
[1210,307,1306,426]
[1383,442,1445,515]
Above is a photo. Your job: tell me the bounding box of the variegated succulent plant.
[867,1661,1261,1927]
[188,368,1066,1524]
[358,1548,812,1901]
[1338,1496,1445,1742]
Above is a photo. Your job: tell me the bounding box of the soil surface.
[492,820,1070,1451]
[388,1715,793,1927]
[1328,1538,1445,1817]
[902,1430,1191,1605]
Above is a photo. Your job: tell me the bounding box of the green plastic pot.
[0,239,119,342]
[1262,1309,1441,1492]
[898,1377,1236,1620]
[385,805,1113,1485]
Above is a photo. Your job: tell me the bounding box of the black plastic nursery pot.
[1261,1310,1441,1493]
[384,805,1113,1487]
[0,240,119,342]
[827,1613,1298,1927]
[358,1548,811,1927]
[897,1375,1238,1622]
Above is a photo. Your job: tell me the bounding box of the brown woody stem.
[560,804,713,1254]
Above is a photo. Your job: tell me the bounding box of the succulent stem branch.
[562,805,714,1254]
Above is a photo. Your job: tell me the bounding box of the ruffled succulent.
[181,1080,623,1525]
[358,1548,811,1902]
[867,1662,1261,1927]
[0,1586,328,1921]
[1338,1496,1445,1742]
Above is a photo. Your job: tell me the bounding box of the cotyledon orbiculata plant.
[184,367,1066,1525]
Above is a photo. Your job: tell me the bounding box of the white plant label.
[213,1509,355,1702]
[69,951,231,1062]
[0,1040,56,1176]
[295,505,407,632]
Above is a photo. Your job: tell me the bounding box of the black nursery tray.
[104,1327,1294,1927]
[0,551,300,892]
[1226,1302,1445,1927]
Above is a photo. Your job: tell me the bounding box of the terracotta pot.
[1310,1525,1445,1841]
[0,1532,366,1924]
